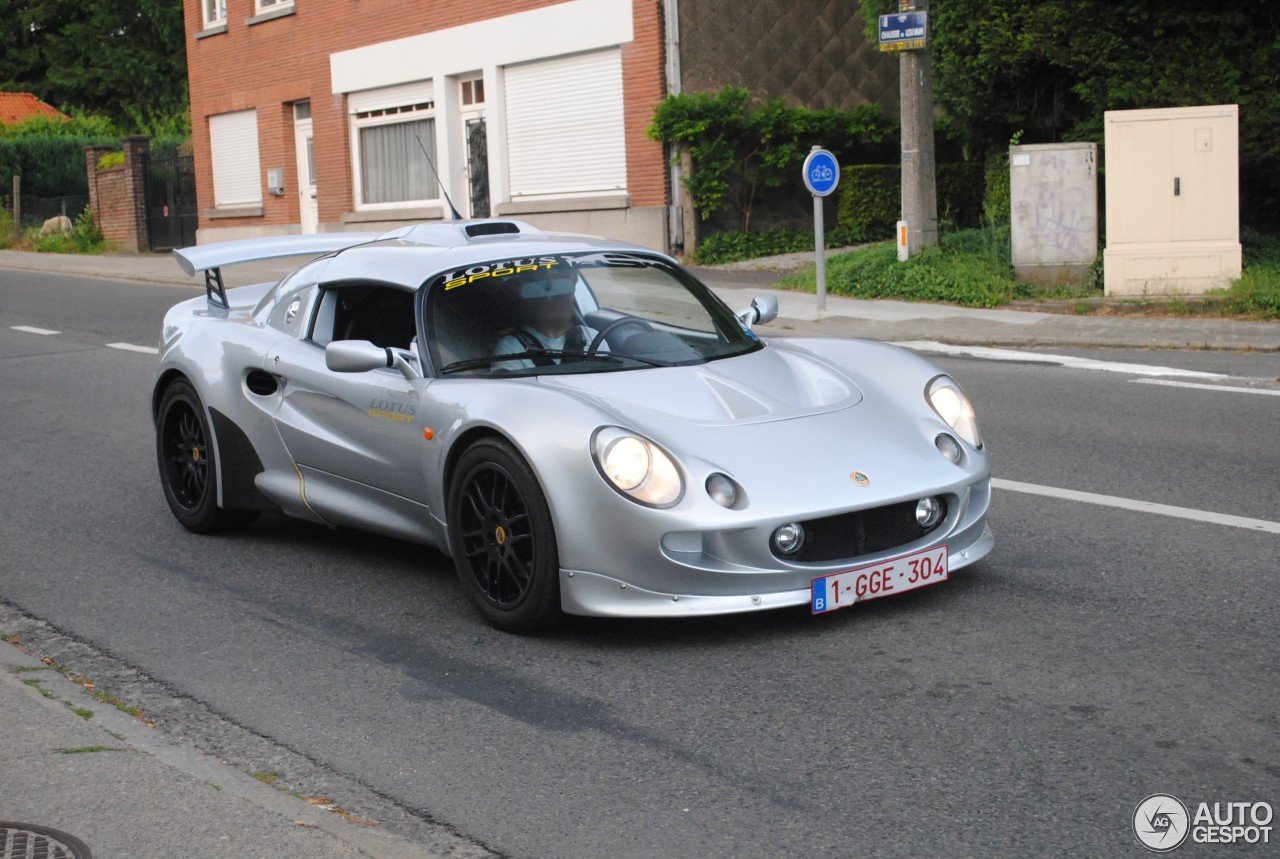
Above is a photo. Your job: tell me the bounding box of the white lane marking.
[893,341,1227,379]
[993,478,1280,534]
[10,325,61,336]
[1131,378,1280,397]
[106,342,159,355]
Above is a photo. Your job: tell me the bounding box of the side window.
[266,282,318,338]
[309,283,417,350]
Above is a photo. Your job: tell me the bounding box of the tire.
[447,438,561,632]
[156,380,257,533]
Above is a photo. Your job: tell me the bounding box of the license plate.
[810,545,948,615]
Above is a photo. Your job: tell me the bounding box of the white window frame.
[202,0,226,28]
[209,109,262,208]
[255,0,294,13]
[350,105,441,211]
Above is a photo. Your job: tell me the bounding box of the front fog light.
[935,433,962,464]
[915,497,943,529]
[773,522,805,555]
[706,473,738,508]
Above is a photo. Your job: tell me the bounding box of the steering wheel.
[587,316,655,355]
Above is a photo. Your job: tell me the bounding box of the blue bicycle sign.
[803,149,839,197]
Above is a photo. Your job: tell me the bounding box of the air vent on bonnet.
[464,221,521,237]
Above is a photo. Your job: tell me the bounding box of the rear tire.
[156,380,257,533]
[447,438,561,632]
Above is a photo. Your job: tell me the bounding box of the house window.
[255,0,293,12]
[461,78,485,107]
[202,0,226,28]
[357,115,439,205]
[348,83,440,208]
[209,110,262,207]
[504,49,626,198]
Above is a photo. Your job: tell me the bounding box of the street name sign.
[879,11,928,51]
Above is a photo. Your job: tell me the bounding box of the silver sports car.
[155,220,992,631]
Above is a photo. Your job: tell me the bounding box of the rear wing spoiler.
[173,233,384,307]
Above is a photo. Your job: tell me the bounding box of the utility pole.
[894,0,937,256]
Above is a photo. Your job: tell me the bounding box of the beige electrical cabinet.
[1103,105,1242,296]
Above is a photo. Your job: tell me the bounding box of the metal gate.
[143,153,197,251]
[466,118,490,218]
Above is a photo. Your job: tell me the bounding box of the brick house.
[183,0,889,251]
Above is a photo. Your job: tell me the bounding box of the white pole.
[814,193,826,312]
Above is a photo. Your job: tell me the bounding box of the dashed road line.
[993,478,1280,534]
[10,325,60,336]
[106,342,159,355]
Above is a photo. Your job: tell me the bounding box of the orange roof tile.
[0,92,69,126]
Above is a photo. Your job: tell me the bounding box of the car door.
[266,282,431,508]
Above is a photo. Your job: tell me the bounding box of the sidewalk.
[0,639,446,859]
[1,246,1278,351]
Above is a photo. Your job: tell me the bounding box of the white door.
[294,117,318,234]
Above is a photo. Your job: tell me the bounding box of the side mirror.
[736,294,778,328]
[326,340,424,380]
[326,339,392,373]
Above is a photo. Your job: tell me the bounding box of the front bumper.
[559,484,994,618]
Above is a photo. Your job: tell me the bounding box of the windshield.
[424,251,762,377]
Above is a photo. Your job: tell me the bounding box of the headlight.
[926,376,982,448]
[593,427,683,507]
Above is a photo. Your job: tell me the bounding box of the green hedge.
[0,136,106,197]
[835,163,986,243]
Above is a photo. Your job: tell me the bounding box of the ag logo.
[1133,794,1190,852]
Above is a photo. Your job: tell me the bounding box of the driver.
[492,266,604,371]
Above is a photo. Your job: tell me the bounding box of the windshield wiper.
[442,350,669,374]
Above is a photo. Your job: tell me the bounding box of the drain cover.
[0,822,92,859]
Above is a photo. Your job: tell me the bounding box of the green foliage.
[982,148,1012,226]
[936,163,984,230]
[649,86,896,230]
[835,163,985,243]
[0,207,14,249]
[781,227,1026,308]
[859,1,1280,228]
[95,151,124,170]
[836,165,898,242]
[693,228,814,265]
[0,0,188,128]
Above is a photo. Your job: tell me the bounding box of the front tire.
[156,380,257,533]
[447,438,561,632]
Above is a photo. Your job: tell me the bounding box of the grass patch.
[0,633,18,642]
[775,225,1280,317]
[89,688,140,716]
[778,226,1063,308]
[71,707,94,719]
[58,746,124,754]
[252,771,280,786]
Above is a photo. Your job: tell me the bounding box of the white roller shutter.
[347,80,435,115]
[504,49,626,198]
[209,110,262,206]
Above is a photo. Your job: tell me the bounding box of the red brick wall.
[184,1,667,234]
[85,138,149,252]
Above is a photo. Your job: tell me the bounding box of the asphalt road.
[2,269,1278,858]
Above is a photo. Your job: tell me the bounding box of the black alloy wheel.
[156,380,256,533]
[448,438,561,631]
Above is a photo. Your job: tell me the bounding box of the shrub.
[836,163,986,243]
[693,228,814,265]
[836,165,898,242]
